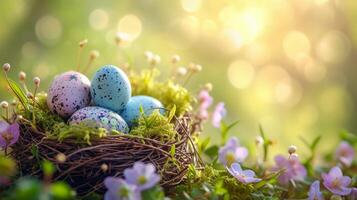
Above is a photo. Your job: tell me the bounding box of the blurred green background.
[1,0,357,156]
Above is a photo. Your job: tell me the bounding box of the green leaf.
[170,144,176,157]
[220,120,239,143]
[199,137,211,153]
[8,78,29,110]
[259,124,265,140]
[50,182,74,200]
[204,145,219,159]
[13,178,42,200]
[310,135,321,151]
[141,186,165,200]
[167,104,176,122]
[42,160,55,177]
[254,170,284,189]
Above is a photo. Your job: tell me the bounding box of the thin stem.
[82,59,94,74]
[4,145,7,156]
[21,82,29,94]
[32,87,38,125]
[5,108,9,121]
[76,47,84,72]
[183,71,193,86]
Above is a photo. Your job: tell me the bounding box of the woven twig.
[12,114,202,196]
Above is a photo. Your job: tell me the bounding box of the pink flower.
[272,154,307,185]
[0,121,20,149]
[308,180,324,200]
[226,163,261,184]
[350,188,357,199]
[124,162,160,191]
[198,89,213,120]
[335,141,355,167]
[218,137,248,166]
[104,177,141,200]
[212,102,226,128]
[322,166,352,196]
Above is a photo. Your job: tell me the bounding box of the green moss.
[49,122,107,145]
[130,110,177,142]
[18,92,64,132]
[130,69,194,116]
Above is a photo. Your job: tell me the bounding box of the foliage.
[130,69,194,117]
[130,109,178,142]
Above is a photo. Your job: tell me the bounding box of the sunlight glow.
[118,14,142,41]
[227,60,255,89]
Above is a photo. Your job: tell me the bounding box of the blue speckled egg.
[47,71,91,118]
[120,95,165,127]
[91,65,131,112]
[69,106,129,133]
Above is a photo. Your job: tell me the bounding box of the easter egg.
[120,95,165,127]
[69,106,129,133]
[91,65,131,112]
[47,71,91,118]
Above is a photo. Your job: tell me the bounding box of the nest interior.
[12,114,202,196]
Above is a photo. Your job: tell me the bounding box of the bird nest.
[11,114,203,196]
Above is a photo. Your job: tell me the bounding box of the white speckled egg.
[120,95,165,127]
[47,71,91,118]
[68,106,129,133]
[91,65,131,112]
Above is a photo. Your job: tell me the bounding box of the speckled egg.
[69,106,129,133]
[47,71,91,118]
[91,65,131,112]
[120,95,165,127]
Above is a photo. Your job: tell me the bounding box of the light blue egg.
[120,95,165,127]
[91,65,131,112]
[69,106,129,133]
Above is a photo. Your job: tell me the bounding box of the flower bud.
[26,92,34,99]
[2,63,10,72]
[11,100,18,106]
[33,77,41,87]
[79,39,88,48]
[55,153,67,163]
[203,83,213,91]
[189,63,202,73]
[0,101,9,109]
[101,163,109,172]
[19,71,26,82]
[255,136,264,146]
[176,67,187,76]
[145,51,154,61]
[288,145,297,155]
[90,50,100,60]
[171,55,181,64]
[150,55,161,66]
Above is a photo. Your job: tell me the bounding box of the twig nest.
[47,71,91,118]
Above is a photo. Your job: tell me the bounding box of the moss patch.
[130,69,194,116]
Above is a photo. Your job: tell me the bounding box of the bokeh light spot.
[316,30,350,64]
[21,42,38,58]
[118,14,142,41]
[89,9,109,30]
[227,60,255,89]
[181,0,202,13]
[304,59,326,82]
[35,15,62,45]
[283,31,310,61]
